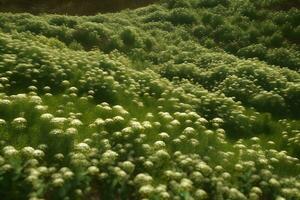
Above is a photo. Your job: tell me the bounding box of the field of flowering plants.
[0,0,299,199]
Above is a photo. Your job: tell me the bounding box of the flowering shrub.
[0,0,299,199]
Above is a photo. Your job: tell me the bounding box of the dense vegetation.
[0,0,299,199]
[0,0,158,15]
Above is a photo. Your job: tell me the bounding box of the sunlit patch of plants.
[0,0,300,199]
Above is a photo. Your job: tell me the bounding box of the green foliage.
[168,8,197,25]
[267,31,284,47]
[260,20,278,36]
[165,0,192,8]
[266,48,300,70]
[0,0,299,199]
[283,84,300,117]
[197,0,229,8]
[68,41,84,51]
[73,22,111,49]
[120,28,138,47]
[251,92,286,115]
[193,25,208,39]
[48,15,78,28]
[202,12,224,28]
[143,9,170,22]
[237,44,267,59]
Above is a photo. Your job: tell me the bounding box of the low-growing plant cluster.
[0,0,299,199]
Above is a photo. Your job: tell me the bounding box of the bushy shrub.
[203,38,216,48]
[19,18,50,34]
[198,0,230,8]
[260,21,278,36]
[143,10,170,23]
[266,48,300,70]
[282,23,300,43]
[48,26,74,44]
[218,75,261,103]
[168,8,197,25]
[237,44,267,60]
[166,0,192,9]
[161,62,198,80]
[68,41,84,51]
[120,27,138,47]
[267,32,284,47]
[291,26,300,43]
[89,14,109,23]
[105,35,122,52]
[284,8,300,28]
[283,84,300,117]
[143,36,156,51]
[73,22,111,49]
[193,25,209,39]
[48,15,78,28]
[239,2,258,19]
[251,92,286,116]
[202,12,224,28]
[247,26,260,43]
[213,24,240,43]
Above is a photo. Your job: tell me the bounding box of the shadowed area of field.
[0,0,158,15]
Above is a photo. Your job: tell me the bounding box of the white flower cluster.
[0,6,299,200]
[11,117,27,130]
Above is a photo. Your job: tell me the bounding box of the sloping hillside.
[0,0,299,199]
[0,0,157,15]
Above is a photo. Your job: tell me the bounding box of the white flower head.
[88,166,100,175]
[11,117,27,130]
[134,173,153,185]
